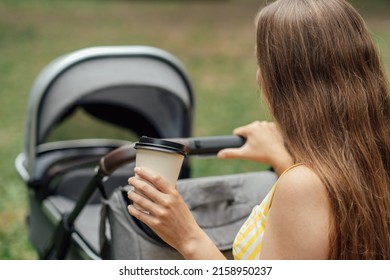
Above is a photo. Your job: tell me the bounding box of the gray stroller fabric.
[100,171,277,260]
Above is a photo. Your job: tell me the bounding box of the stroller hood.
[17,46,194,182]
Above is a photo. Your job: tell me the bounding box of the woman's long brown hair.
[256,0,390,259]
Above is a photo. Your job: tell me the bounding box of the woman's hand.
[217,121,294,176]
[127,167,225,259]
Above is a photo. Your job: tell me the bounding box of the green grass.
[0,0,389,259]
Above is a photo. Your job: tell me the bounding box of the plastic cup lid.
[134,136,187,156]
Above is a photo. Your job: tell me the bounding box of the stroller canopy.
[19,46,194,182]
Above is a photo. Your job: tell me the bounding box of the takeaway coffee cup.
[132,136,186,211]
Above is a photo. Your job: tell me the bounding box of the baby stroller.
[15,46,276,260]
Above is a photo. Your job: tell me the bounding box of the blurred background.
[0,0,389,259]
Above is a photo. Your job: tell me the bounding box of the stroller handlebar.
[176,135,246,156]
[99,135,246,176]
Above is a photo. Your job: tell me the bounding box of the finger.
[128,176,162,202]
[232,126,248,137]
[217,147,245,159]
[128,204,157,225]
[233,121,262,136]
[127,189,162,215]
[129,175,176,209]
[133,167,173,193]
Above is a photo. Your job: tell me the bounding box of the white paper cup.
[132,136,186,211]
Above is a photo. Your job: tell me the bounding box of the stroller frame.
[16,45,276,260]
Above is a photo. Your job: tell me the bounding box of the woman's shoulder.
[260,164,331,259]
[275,164,330,220]
[277,164,327,199]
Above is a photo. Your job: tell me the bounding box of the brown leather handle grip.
[98,144,136,176]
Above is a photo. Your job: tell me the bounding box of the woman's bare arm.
[260,165,331,259]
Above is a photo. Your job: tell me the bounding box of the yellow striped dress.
[232,163,302,260]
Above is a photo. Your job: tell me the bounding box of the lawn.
[0,0,389,259]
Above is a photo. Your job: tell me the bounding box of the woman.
[127,0,390,259]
